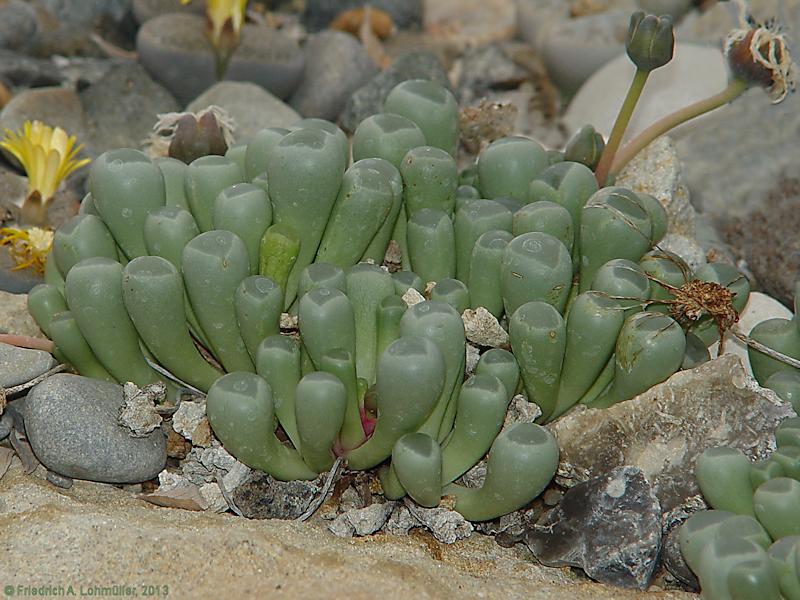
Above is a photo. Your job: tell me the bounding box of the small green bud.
[626,12,675,72]
[564,125,605,170]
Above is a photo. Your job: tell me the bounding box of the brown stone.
[548,355,794,512]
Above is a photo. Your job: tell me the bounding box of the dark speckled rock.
[23,374,166,484]
[232,471,319,519]
[524,466,662,590]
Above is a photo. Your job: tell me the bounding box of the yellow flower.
[0,227,53,274]
[181,0,248,46]
[0,120,90,204]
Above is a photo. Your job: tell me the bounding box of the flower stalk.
[609,77,749,178]
[594,12,675,185]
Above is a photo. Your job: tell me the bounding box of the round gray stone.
[0,87,89,155]
[80,62,179,154]
[137,13,305,105]
[0,342,55,388]
[186,81,301,143]
[290,30,378,121]
[24,374,167,484]
[132,0,204,24]
[0,0,38,52]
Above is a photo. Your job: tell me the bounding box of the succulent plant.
[27,67,752,525]
[680,414,800,599]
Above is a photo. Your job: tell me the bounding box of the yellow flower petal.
[0,120,91,205]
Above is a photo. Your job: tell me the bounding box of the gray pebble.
[23,374,167,484]
[0,342,56,389]
[290,31,377,121]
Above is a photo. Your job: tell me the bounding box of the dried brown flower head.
[724,0,796,102]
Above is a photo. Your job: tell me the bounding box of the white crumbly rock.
[402,500,473,544]
[329,502,396,537]
[280,313,299,330]
[172,400,209,445]
[158,470,187,489]
[154,469,211,511]
[462,307,509,347]
[199,482,229,513]
[180,442,251,492]
[402,287,426,307]
[118,382,163,436]
[504,394,542,426]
